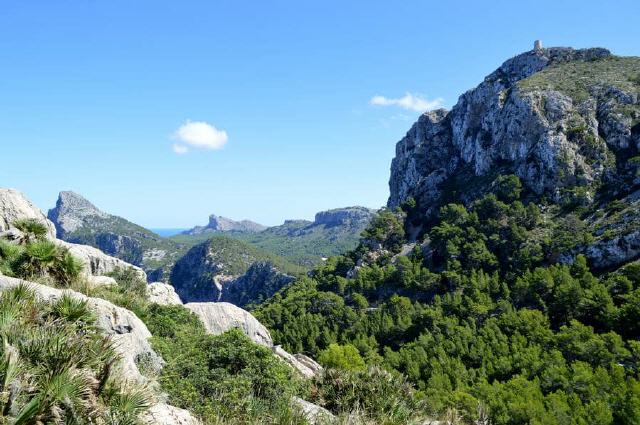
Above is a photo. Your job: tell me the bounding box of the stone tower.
[534,40,543,51]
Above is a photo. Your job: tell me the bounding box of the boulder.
[0,188,56,239]
[184,302,273,346]
[142,403,200,425]
[291,397,334,424]
[147,282,183,305]
[272,345,322,378]
[55,239,147,280]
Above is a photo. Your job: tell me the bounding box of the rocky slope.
[388,45,640,268]
[48,191,185,280]
[170,236,301,303]
[183,214,267,234]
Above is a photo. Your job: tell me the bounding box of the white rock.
[87,275,118,287]
[291,397,334,424]
[142,402,200,425]
[0,275,161,382]
[0,188,56,239]
[55,239,147,280]
[147,282,182,305]
[272,345,322,378]
[184,302,273,346]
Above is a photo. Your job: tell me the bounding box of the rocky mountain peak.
[388,46,639,220]
[183,214,267,235]
[48,191,107,235]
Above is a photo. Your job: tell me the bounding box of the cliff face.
[388,47,640,217]
[183,214,267,235]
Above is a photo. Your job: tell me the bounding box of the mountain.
[254,45,640,423]
[228,206,376,266]
[170,235,303,303]
[183,214,267,235]
[389,46,640,269]
[48,191,185,280]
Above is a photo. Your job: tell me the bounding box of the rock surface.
[184,214,266,234]
[272,345,322,378]
[142,403,201,425]
[314,206,375,227]
[147,282,183,305]
[0,275,161,382]
[388,47,636,216]
[55,239,147,280]
[0,188,57,239]
[291,397,335,424]
[184,302,273,346]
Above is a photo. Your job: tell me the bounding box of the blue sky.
[1,0,639,227]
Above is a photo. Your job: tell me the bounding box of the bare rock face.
[0,188,56,239]
[272,345,323,378]
[313,207,375,227]
[0,275,161,382]
[142,403,200,425]
[55,239,147,280]
[387,47,637,218]
[147,282,183,305]
[184,302,273,346]
[184,214,267,235]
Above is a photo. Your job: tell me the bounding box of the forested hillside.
[255,47,640,424]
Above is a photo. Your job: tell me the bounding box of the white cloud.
[172,144,189,154]
[172,120,228,153]
[370,92,443,112]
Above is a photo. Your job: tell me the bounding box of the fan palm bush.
[0,220,85,287]
[12,219,48,244]
[0,284,151,424]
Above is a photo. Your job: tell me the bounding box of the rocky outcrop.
[220,262,294,307]
[147,282,183,305]
[291,397,335,424]
[142,403,200,425]
[0,275,161,382]
[272,345,323,378]
[55,239,147,280]
[184,302,273,346]
[184,214,266,235]
[0,188,56,239]
[388,47,640,220]
[314,206,375,227]
[48,191,108,235]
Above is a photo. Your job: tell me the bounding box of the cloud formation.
[370,92,443,112]
[172,120,228,153]
[172,144,189,154]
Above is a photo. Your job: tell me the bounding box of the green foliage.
[142,304,306,424]
[256,177,640,424]
[0,284,151,424]
[310,367,430,424]
[519,56,640,103]
[0,222,84,287]
[318,343,366,371]
[361,209,406,253]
